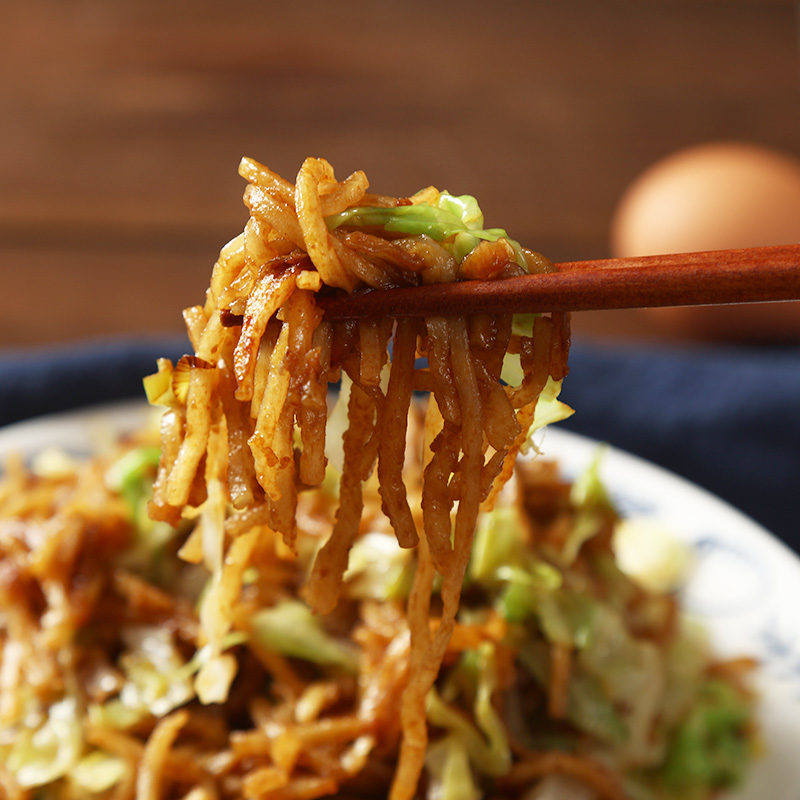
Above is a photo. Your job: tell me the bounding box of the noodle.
[144,157,572,798]
[0,157,755,800]
[136,709,189,800]
[499,752,628,800]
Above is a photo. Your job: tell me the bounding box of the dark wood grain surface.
[3,0,799,347]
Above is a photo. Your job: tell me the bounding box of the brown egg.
[610,141,800,341]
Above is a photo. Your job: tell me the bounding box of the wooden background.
[3,0,800,348]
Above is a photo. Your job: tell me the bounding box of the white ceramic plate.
[1,403,799,799]
[539,426,800,800]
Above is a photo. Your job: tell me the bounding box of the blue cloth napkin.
[0,337,190,425]
[0,337,797,553]
[560,342,800,553]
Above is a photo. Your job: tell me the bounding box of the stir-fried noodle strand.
[0,157,755,800]
[145,157,570,798]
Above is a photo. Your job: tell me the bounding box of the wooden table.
[3,0,799,347]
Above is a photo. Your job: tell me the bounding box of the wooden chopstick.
[318,244,800,320]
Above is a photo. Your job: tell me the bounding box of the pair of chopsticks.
[319,244,800,320]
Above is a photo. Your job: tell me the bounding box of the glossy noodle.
[0,157,755,800]
[146,157,570,798]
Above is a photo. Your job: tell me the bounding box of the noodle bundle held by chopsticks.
[144,156,572,799]
[0,157,755,800]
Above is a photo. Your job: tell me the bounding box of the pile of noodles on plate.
[0,158,754,800]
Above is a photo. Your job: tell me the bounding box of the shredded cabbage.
[250,600,359,673]
[525,377,575,446]
[1,362,754,800]
[5,697,83,788]
[613,517,693,594]
[469,506,527,583]
[425,734,482,800]
[578,604,665,765]
[107,444,182,582]
[662,678,752,792]
[326,372,353,477]
[30,448,78,479]
[566,669,630,746]
[69,750,130,794]
[469,503,563,624]
[142,357,181,407]
[427,643,511,778]
[569,448,615,515]
[89,626,195,729]
[661,622,712,728]
[344,531,414,600]
[325,191,527,267]
[496,563,563,623]
[105,444,161,509]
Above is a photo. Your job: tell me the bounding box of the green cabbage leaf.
[326,191,526,266]
[427,643,511,778]
[250,600,359,673]
[661,678,753,793]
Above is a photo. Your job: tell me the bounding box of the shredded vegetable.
[0,429,755,800]
[0,157,755,800]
